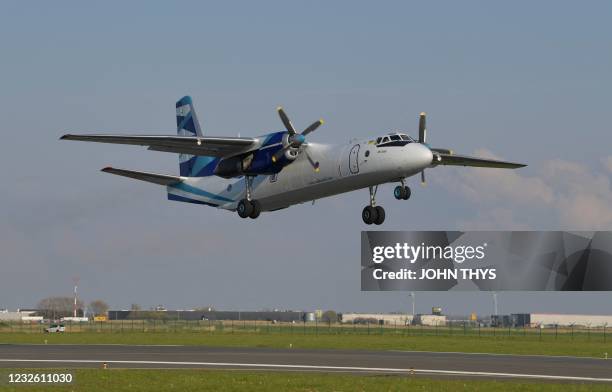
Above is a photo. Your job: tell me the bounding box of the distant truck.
[44,324,65,333]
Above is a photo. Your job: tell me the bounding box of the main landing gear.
[362,185,385,225]
[394,179,411,200]
[237,176,261,219]
[362,180,412,225]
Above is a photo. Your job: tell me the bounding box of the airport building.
[0,309,43,322]
[107,309,306,322]
[413,314,447,326]
[494,313,612,327]
[339,313,413,325]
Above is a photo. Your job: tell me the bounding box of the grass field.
[2,331,612,358]
[0,369,610,392]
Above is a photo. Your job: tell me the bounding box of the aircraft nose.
[411,143,433,169]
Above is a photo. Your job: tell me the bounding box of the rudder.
[176,96,213,176]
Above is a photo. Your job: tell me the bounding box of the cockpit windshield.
[376,132,414,147]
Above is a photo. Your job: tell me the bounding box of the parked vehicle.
[44,324,65,333]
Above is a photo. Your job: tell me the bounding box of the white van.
[44,324,65,333]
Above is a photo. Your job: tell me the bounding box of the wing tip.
[60,134,70,140]
[101,166,114,172]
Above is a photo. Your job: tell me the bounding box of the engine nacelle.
[280,133,300,161]
[213,155,245,178]
[213,133,300,178]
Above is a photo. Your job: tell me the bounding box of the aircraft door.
[349,144,360,174]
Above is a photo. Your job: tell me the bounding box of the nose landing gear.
[394,178,411,200]
[362,185,385,225]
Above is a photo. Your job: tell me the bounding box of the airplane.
[61,96,526,225]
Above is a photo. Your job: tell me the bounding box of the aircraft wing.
[435,153,526,169]
[60,134,258,158]
[101,167,184,185]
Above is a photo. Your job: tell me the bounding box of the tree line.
[36,297,109,319]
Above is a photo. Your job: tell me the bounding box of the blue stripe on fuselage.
[168,193,219,207]
[169,182,234,203]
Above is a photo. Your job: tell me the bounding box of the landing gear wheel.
[374,206,385,225]
[394,185,404,200]
[394,185,411,200]
[237,199,253,218]
[402,186,411,200]
[362,206,378,225]
[249,200,261,219]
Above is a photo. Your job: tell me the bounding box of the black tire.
[237,199,253,218]
[249,200,261,219]
[394,185,404,200]
[374,206,385,225]
[362,206,378,225]
[403,186,411,200]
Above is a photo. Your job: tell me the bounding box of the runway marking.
[0,359,611,382]
[0,344,185,347]
[5,344,605,361]
[388,349,605,360]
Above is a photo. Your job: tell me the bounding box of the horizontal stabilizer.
[61,134,257,158]
[101,167,184,185]
[435,153,526,169]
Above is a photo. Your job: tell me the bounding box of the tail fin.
[176,96,203,137]
[176,96,213,176]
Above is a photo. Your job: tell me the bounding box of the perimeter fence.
[0,319,609,342]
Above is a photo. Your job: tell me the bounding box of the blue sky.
[1,1,612,315]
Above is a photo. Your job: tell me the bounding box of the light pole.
[409,292,415,317]
[492,292,498,316]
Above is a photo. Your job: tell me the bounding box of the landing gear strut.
[362,185,385,225]
[394,179,411,200]
[237,176,261,219]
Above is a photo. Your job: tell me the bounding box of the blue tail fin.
[176,96,216,177]
[176,96,202,138]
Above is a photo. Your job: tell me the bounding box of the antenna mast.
[73,277,80,318]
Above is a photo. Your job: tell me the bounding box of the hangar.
[503,313,612,327]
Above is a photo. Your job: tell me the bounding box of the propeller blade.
[420,170,426,186]
[304,150,320,172]
[277,107,296,135]
[302,119,324,136]
[418,112,427,144]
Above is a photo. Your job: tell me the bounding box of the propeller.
[418,112,427,185]
[418,112,427,144]
[272,107,324,165]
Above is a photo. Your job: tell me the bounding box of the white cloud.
[437,148,554,206]
[434,150,612,230]
[457,208,532,230]
[602,156,612,174]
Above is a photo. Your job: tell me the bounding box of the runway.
[1,344,611,382]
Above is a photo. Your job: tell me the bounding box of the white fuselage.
[167,137,433,211]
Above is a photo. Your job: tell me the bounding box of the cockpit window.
[376,133,413,147]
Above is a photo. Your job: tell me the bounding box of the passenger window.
[390,135,401,141]
[382,137,390,143]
